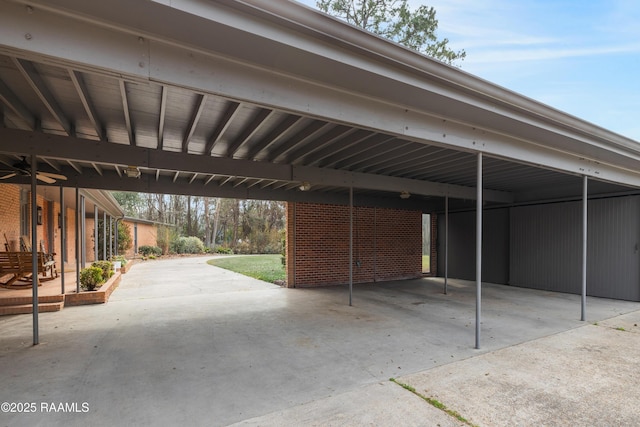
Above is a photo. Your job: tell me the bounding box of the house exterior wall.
[86,218,96,263]
[0,184,78,271]
[64,205,76,269]
[122,220,157,257]
[0,184,21,252]
[286,202,422,287]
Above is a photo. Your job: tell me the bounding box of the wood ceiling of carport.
[1,0,639,211]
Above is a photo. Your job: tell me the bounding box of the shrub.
[170,237,184,254]
[215,246,233,254]
[184,236,205,254]
[80,266,105,291]
[92,260,114,280]
[139,245,162,257]
[170,236,205,254]
[156,225,174,255]
[235,240,252,254]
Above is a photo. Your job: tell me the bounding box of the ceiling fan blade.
[36,173,56,184]
[38,171,68,181]
[0,173,17,180]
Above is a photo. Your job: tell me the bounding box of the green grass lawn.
[422,255,430,273]
[207,254,285,283]
[209,254,428,282]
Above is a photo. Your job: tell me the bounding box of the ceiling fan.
[0,156,68,184]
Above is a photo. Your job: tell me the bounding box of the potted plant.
[110,255,128,273]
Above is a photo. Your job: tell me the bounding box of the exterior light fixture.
[125,166,141,178]
[299,181,311,191]
[399,190,410,199]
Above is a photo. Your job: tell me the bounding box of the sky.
[294,0,640,142]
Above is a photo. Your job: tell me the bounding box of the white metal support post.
[476,153,483,349]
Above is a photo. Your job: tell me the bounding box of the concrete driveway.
[1,256,639,426]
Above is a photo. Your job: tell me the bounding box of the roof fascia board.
[146,0,640,152]
[234,0,639,149]
[3,0,637,155]
[0,0,149,81]
[80,189,125,218]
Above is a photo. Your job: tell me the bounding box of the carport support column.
[444,195,449,295]
[476,153,483,350]
[81,196,86,269]
[75,187,80,293]
[109,217,113,259]
[349,186,353,306]
[94,205,99,262]
[581,176,588,321]
[60,185,65,294]
[103,211,107,260]
[31,155,39,345]
[115,220,119,256]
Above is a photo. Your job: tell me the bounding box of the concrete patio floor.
[1,256,639,426]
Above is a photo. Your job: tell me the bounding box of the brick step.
[0,301,64,316]
[0,294,65,307]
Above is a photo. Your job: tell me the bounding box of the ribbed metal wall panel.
[587,197,640,301]
[440,196,640,301]
[510,196,640,301]
[437,208,509,284]
[510,203,582,293]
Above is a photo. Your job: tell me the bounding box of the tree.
[316,0,465,65]
[112,191,142,217]
[109,190,285,254]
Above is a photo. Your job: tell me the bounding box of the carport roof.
[1,0,639,210]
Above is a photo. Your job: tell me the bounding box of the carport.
[2,0,640,348]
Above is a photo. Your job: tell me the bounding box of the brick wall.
[122,220,157,257]
[0,184,21,251]
[64,206,77,270]
[86,218,96,262]
[0,184,78,271]
[286,202,422,287]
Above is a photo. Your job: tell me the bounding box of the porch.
[0,269,122,316]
